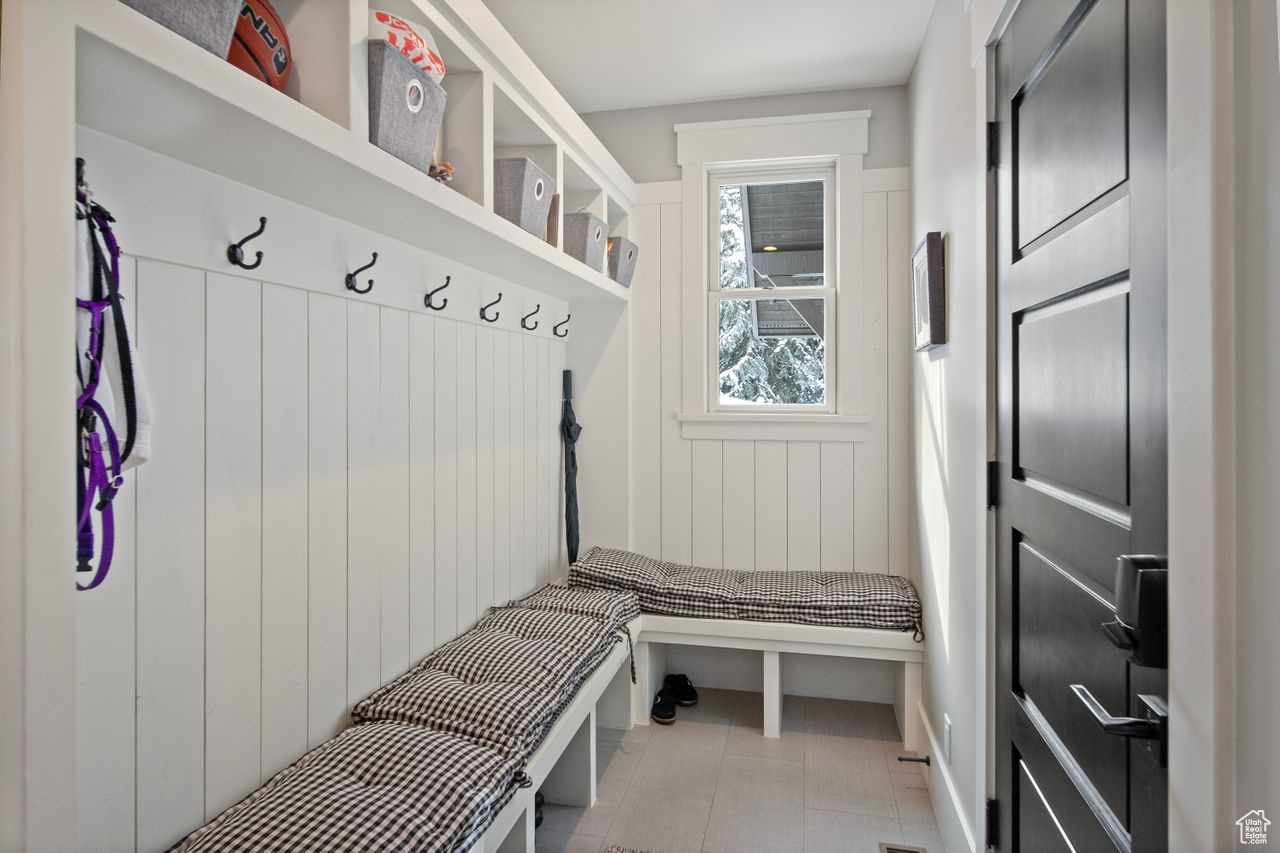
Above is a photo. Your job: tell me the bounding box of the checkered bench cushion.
[171,722,520,853]
[354,607,615,760]
[569,547,923,636]
[352,669,559,759]
[424,626,585,694]
[476,605,610,653]
[509,584,641,632]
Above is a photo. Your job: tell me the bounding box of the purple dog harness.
[76,163,137,591]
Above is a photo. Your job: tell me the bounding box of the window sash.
[710,290,836,414]
[708,165,837,294]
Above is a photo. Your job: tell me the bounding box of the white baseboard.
[917,701,979,853]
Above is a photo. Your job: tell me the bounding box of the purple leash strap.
[77,399,121,592]
[75,175,132,591]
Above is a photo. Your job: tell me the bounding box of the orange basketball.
[227,1,291,92]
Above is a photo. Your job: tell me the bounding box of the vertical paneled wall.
[77,258,564,850]
[628,180,909,575]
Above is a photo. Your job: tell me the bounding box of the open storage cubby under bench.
[632,615,924,752]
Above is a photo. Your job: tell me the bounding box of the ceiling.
[746,182,824,253]
[481,0,936,114]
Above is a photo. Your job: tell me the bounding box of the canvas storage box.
[563,212,607,270]
[494,157,556,238]
[607,237,639,287]
[118,0,239,57]
[368,40,447,173]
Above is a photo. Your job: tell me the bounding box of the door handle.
[1071,685,1168,766]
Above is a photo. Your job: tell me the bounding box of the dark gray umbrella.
[560,370,581,563]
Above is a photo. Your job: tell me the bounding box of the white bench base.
[631,614,923,751]
[478,622,638,852]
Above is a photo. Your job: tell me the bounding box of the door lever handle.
[1071,685,1161,738]
[1071,685,1169,768]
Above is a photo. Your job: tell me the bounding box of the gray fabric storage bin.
[563,212,607,270]
[118,0,238,57]
[494,158,556,238]
[368,41,446,173]
[607,237,639,287]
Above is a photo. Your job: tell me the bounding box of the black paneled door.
[994,0,1167,850]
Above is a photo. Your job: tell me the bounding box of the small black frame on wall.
[912,231,946,351]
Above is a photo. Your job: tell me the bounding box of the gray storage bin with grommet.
[607,236,639,287]
[368,40,446,173]
[117,0,239,57]
[494,157,556,238]
[563,212,607,270]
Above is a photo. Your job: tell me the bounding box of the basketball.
[227,1,291,92]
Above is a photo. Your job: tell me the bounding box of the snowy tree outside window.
[714,178,830,407]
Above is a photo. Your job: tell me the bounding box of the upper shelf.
[74,1,632,305]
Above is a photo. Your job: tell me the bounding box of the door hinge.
[986,121,999,170]
[986,797,999,848]
[987,460,999,509]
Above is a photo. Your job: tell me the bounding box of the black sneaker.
[664,673,698,706]
[651,687,677,724]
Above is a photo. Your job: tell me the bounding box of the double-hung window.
[710,164,836,412]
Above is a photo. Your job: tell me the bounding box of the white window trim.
[707,165,838,412]
[675,111,871,439]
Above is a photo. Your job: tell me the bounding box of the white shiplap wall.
[75,132,566,852]
[628,181,910,576]
[627,176,910,701]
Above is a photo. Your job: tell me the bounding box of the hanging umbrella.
[560,369,581,564]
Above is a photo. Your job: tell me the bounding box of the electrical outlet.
[943,714,953,763]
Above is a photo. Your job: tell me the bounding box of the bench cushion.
[353,606,615,759]
[425,626,584,694]
[172,722,519,853]
[352,668,557,759]
[569,547,922,635]
[509,583,641,631]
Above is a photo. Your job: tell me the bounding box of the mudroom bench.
[568,547,926,750]
[631,615,923,750]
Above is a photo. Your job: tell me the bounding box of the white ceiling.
[481,0,935,114]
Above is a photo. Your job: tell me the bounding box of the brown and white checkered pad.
[171,722,520,853]
[568,547,923,636]
[508,583,641,631]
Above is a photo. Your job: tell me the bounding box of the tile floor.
[535,688,946,853]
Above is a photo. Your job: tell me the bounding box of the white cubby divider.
[493,82,561,246]
[81,0,634,305]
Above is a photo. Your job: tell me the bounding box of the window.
[710,165,835,411]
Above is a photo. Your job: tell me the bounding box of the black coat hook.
[480,292,503,323]
[345,252,377,294]
[553,314,571,338]
[521,303,541,331]
[227,217,267,270]
[424,275,451,310]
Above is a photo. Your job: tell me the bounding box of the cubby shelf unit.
[74,0,636,305]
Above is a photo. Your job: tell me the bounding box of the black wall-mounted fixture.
[521,303,541,330]
[553,314,571,338]
[480,292,503,322]
[227,217,267,270]
[345,252,378,294]
[424,275,451,310]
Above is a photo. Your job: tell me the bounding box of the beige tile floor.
[535,688,946,853]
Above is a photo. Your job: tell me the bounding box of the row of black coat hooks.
[228,217,571,336]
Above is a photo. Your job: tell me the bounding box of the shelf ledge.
[676,413,870,442]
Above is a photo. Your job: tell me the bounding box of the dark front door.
[993,0,1168,850]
